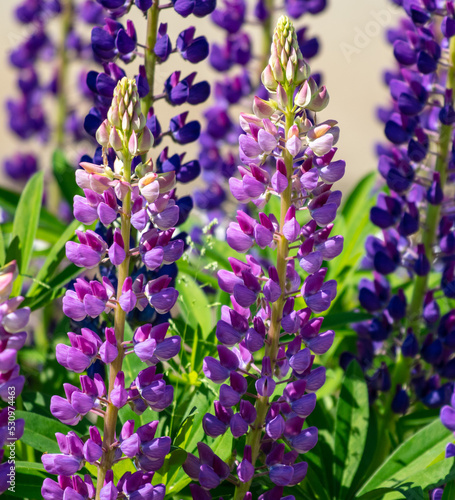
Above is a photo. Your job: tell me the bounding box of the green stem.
[95,153,132,499]
[233,94,295,500]
[48,0,73,215]
[141,0,160,117]
[55,0,73,149]
[408,36,455,334]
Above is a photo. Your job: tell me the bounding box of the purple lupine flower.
[186,16,344,497]
[0,262,30,406]
[0,263,28,496]
[347,2,455,411]
[43,79,184,498]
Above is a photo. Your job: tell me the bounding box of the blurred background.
[0,0,399,194]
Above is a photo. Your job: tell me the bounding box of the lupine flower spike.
[185,16,344,499]
[42,79,182,499]
[349,1,455,412]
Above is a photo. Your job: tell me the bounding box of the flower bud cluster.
[194,0,327,219]
[346,3,455,412]
[42,78,183,499]
[186,16,344,499]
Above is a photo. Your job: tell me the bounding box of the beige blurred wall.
[0,0,400,195]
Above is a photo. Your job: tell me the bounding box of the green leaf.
[0,225,5,267]
[26,219,79,297]
[391,458,455,498]
[442,479,455,499]
[6,172,43,294]
[341,172,377,222]
[16,410,79,453]
[0,185,65,234]
[176,272,214,339]
[22,263,80,311]
[52,149,82,206]
[357,419,452,495]
[356,489,405,500]
[153,447,188,494]
[334,360,369,499]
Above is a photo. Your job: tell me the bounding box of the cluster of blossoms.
[184,16,344,499]
[347,1,455,412]
[194,0,327,219]
[84,0,212,180]
[41,78,183,499]
[5,0,106,182]
[0,261,31,494]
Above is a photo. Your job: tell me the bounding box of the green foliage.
[52,149,82,206]
[357,419,452,496]
[5,172,43,295]
[334,361,369,499]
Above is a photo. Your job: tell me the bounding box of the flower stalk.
[142,0,161,116]
[186,16,345,499]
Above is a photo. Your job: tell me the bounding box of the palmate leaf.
[334,360,369,500]
[357,418,452,496]
[5,172,43,295]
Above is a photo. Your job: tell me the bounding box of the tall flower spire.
[41,78,183,499]
[348,3,455,414]
[185,15,344,499]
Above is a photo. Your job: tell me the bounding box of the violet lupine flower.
[186,16,343,499]
[345,3,455,412]
[0,261,30,495]
[84,0,212,241]
[4,0,106,182]
[43,78,182,499]
[194,0,328,221]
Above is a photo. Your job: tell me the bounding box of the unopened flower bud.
[261,65,278,91]
[276,84,287,109]
[272,58,284,84]
[308,86,330,112]
[96,120,110,148]
[288,124,299,139]
[157,171,176,193]
[253,97,277,118]
[0,261,17,301]
[137,127,154,153]
[108,104,121,129]
[295,79,318,108]
[122,113,131,134]
[109,126,123,151]
[128,131,138,155]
